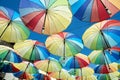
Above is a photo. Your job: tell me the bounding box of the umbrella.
[14,40,50,62]
[107,46,120,60]
[69,67,94,76]
[0,45,22,63]
[0,6,30,43]
[94,62,118,74]
[19,0,72,35]
[13,61,38,79]
[64,53,90,69]
[32,73,51,80]
[76,75,97,80]
[71,0,120,22]
[88,50,117,65]
[45,32,83,59]
[34,58,62,73]
[97,71,120,80]
[64,53,90,77]
[49,69,71,80]
[0,61,19,73]
[82,20,120,50]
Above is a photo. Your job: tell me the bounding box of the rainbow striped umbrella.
[82,20,120,50]
[13,61,38,79]
[45,32,83,59]
[94,62,118,74]
[64,53,90,69]
[34,58,62,73]
[14,40,50,62]
[0,6,30,43]
[71,0,120,22]
[97,71,120,80]
[19,0,72,35]
[69,67,94,76]
[88,50,117,65]
[49,69,71,80]
[0,45,22,63]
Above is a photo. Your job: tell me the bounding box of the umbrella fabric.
[14,40,50,61]
[71,0,120,22]
[0,61,19,73]
[64,53,90,69]
[34,58,62,73]
[0,45,22,63]
[88,50,117,65]
[19,0,72,35]
[108,46,120,60]
[69,67,94,76]
[76,75,97,80]
[32,73,51,80]
[49,69,71,80]
[82,20,120,50]
[13,71,33,80]
[0,6,30,43]
[45,32,83,58]
[97,71,120,80]
[94,62,118,74]
[13,61,38,74]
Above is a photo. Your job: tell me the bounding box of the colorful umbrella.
[13,61,38,79]
[71,0,120,22]
[82,20,120,50]
[14,40,50,62]
[0,6,30,43]
[107,46,120,60]
[94,62,118,74]
[49,69,71,80]
[34,58,62,73]
[45,32,83,59]
[19,0,72,35]
[97,71,120,80]
[0,45,22,63]
[64,53,90,69]
[76,75,97,80]
[69,67,94,76]
[32,73,51,80]
[88,50,117,65]
[0,61,19,73]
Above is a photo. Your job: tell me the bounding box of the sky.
[0,0,120,56]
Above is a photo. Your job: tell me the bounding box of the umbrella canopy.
[107,46,120,60]
[14,40,50,62]
[64,53,90,69]
[76,75,97,80]
[49,69,71,80]
[13,71,33,80]
[88,50,117,65]
[13,61,38,74]
[82,20,120,50]
[34,58,62,73]
[32,73,51,80]
[13,61,38,79]
[97,71,120,80]
[0,45,22,63]
[71,0,120,22]
[45,32,83,59]
[19,0,72,35]
[0,6,30,43]
[0,61,19,73]
[69,67,94,76]
[94,62,118,74]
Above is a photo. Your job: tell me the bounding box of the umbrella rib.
[46,60,50,73]
[63,39,66,60]
[42,9,47,33]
